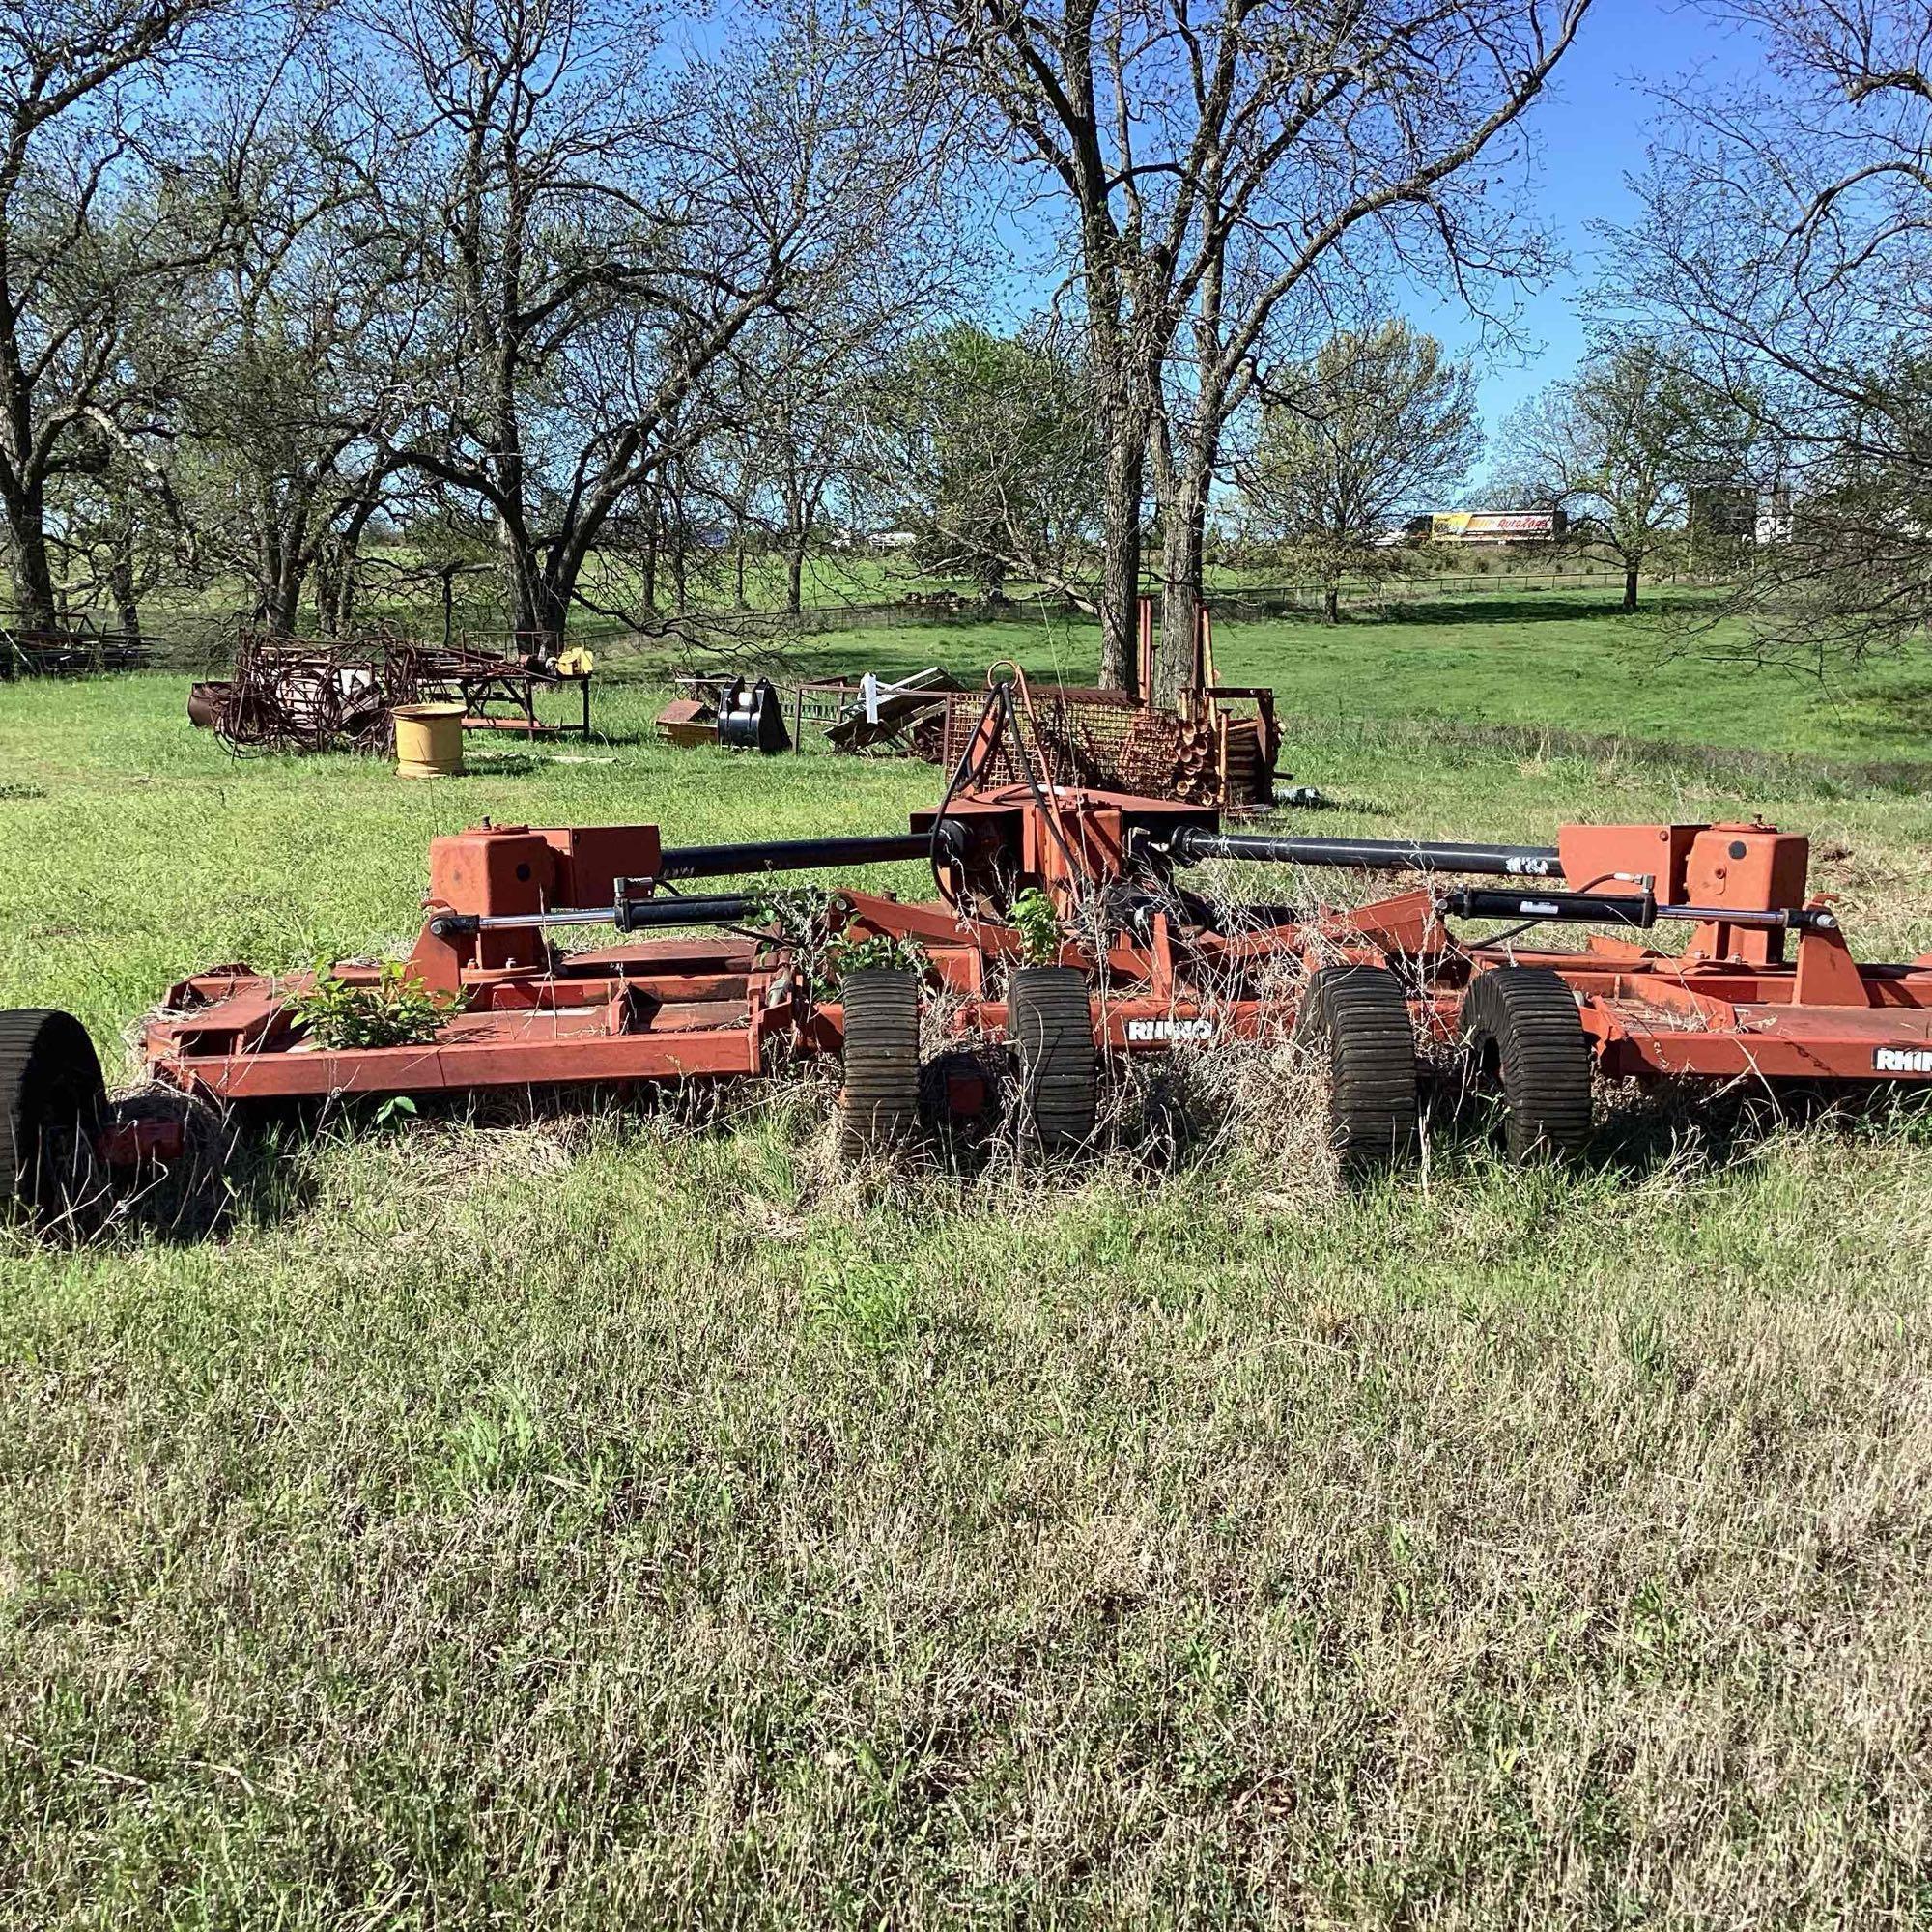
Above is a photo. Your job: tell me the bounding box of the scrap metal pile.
[10,670,1932,1231]
[658,606,1278,810]
[189,629,595,753]
[801,668,961,757]
[927,678,1278,809]
[803,604,1279,810]
[189,631,397,755]
[3,619,154,677]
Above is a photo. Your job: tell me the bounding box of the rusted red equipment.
[792,604,1280,810]
[190,631,593,753]
[9,676,1932,1229]
[190,632,395,755]
[926,679,1280,810]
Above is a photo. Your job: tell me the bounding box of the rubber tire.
[1293,966,1421,1175]
[0,1009,108,1229]
[112,1083,235,1237]
[1459,968,1594,1161]
[1009,966,1096,1153]
[838,969,922,1160]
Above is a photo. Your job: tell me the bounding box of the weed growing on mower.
[742,880,927,993]
[1010,886,1064,964]
[289,959,466,1049]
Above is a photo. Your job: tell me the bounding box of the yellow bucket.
[392,702,467,779]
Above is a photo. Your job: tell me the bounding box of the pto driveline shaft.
[1440,888,1839,933]
[656,832,939,880]
[1169,827,1563,878]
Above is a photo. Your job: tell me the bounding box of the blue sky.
[977,0,1771,443]
[1428,0,1760,432]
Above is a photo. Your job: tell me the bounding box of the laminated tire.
[838,969,922,1161]
[1459,968,1594,1160]
[1293,966,1420,1175]
[1009,966,1096,1154]
[0,1009,109,1231]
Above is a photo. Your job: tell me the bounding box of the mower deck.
[1489,944,1932,1081]
[147,939,784,1100]
[114,788,1932,1119]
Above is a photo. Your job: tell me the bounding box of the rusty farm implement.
[7,676,1932,1230]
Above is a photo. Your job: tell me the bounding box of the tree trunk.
[314,550,338,635]
[318,497,378,638]
[1323,581,1340,625]
[497,526,570,649]
[1153,473,1208,707]
[499,524,534,640]
[786,538,805,616]
[531,582,569,647]
[512,550,570,648]
[315,542,354,637]
[107,527,141,641]
[1090,295,1151,696]
[1097,424,1145,695]
[6,479,60,631]
[1622,562,1638,612]
[265,565,302,639]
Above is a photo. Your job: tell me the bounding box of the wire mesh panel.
[213,632,398,755]
[935,686,1273,808]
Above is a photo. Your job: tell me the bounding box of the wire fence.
[3,566,1728,673]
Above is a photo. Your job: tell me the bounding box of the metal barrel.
[1170,827,1563,878]
[656,832,939,880]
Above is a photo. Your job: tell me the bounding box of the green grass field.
[7,607,1932,1925]
[787,590,1932,763]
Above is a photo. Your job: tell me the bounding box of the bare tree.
[0,0,240,628]
[357,0,947,642]
[1605,0,1932,664]
[44,436,171,635]
[163,82,424,635]
[714,233,959,617]
[1496,339,1749,612]
[898,0,1588,693]
[1242,322,1480,622]
[760,331,862,616]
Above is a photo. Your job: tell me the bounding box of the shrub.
[289,961,465,1049]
